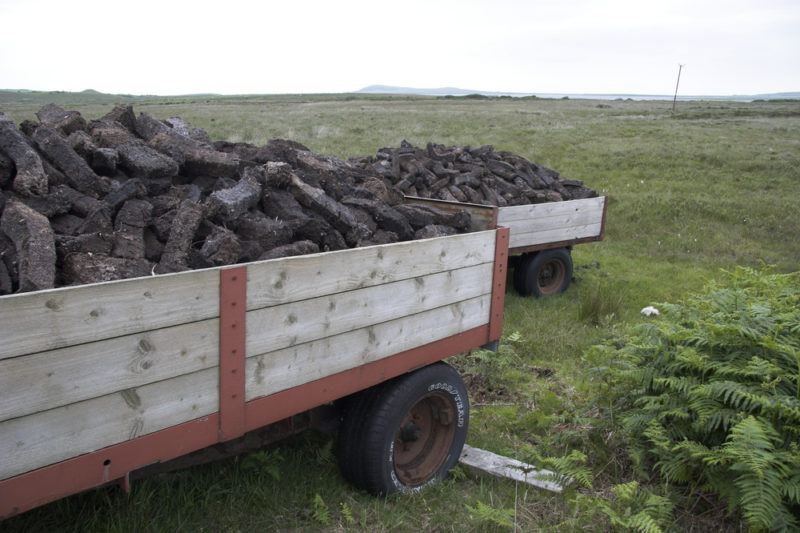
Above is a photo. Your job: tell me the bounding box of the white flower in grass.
[640,306,660,317]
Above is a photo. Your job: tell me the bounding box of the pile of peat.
[351,140,596,205]
[0,104,594,295]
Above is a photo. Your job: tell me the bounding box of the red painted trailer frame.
[0,227,509,518]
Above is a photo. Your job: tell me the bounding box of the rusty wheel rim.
[537,258,566,295]
[393,392,457,486]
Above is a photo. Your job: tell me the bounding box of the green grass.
[1,432,536,532]
[1,92,798,531]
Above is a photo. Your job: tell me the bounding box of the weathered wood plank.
[246,262,493,358]
[245,295,490,400]
[502,205,603,236]
[0,269,220,361]
[0,367,218,481]
[508,222,602,249]
[459,445,563,493]
[497,196,605,224]
[0,319,218,423]
[246,230,496,310]
[402,196,497,231]
[0,231,495,361]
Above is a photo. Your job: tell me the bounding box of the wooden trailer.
[0,224,509,518]
[0,194,605,518]
[404,196,608,297]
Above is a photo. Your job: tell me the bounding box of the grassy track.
[1,92,798,531]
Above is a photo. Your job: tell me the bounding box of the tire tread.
[337,362,469,495]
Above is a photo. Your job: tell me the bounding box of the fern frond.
[628,512,664,533]
[611,480,639,502]
[465,501,514,529]
[539,450,593,489]
[781,472,800,504]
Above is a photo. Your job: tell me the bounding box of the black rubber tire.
[515,248,573,297]
[512,255,528,295]
[338,362,469,495]
[336,386,383,485]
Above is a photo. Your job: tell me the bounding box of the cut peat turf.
[0,104,595,294]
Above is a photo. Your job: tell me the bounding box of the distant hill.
[749,92,800,100]
[357,85,800,102]
[0,88,148,108]
[357,85,531,97]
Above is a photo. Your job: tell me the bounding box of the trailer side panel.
[0,268,220,361]
[498,196,606,251]
[0,231,500,484]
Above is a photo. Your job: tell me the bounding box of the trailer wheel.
[514,248,573,297]
[337,362,469,495]
[337,386,383,485]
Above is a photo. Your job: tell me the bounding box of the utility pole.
[672,64,684,113]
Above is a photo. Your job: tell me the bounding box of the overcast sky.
[0,0,797,96]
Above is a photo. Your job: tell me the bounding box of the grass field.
[1,91,798,531]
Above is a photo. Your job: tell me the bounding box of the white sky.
[0,0,798,95]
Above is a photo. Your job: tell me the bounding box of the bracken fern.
[593,268,800,531]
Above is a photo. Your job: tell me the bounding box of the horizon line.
[1,87,798,99]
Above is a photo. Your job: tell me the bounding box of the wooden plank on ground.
[0,268,220,361]
[246,262,493,358]
[503,204,603,236]
[0,318,218,423]
[246,294,491,399]
[497,196,605,225]
[0,367,218,481]
[459,445,564,493]
[508,222,602,249]
[246,230,495,310]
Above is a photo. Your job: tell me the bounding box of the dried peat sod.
[0,104,595,294]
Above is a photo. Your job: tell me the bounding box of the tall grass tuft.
[578,281,625,325]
